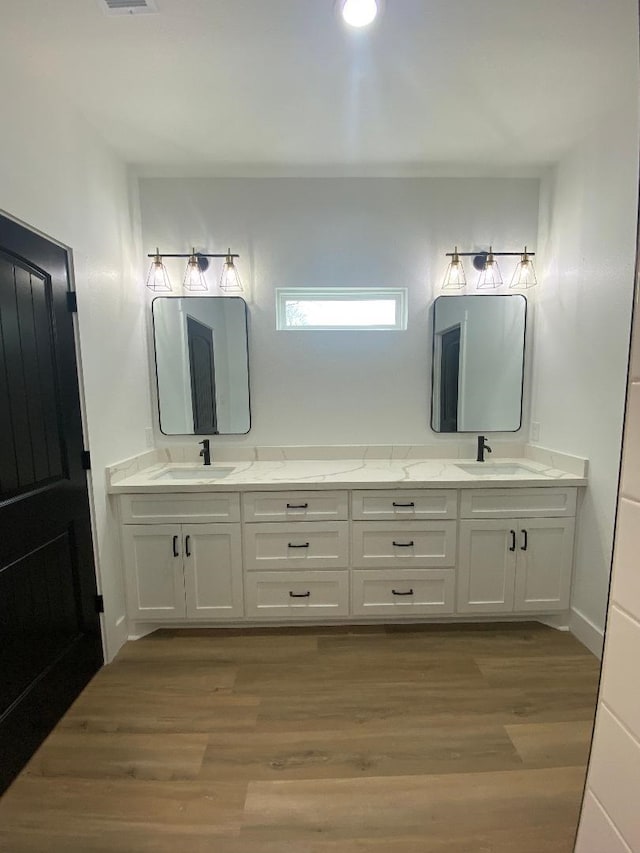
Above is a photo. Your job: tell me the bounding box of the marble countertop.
[108,457,587,494]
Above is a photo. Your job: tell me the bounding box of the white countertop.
[108,457,587,494]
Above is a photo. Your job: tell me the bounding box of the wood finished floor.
[0,623,600,852]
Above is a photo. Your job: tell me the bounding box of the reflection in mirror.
[431,295,526,433]
[152,297,250,435]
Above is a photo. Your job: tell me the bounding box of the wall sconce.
[145,248,172,292]
[145,248,242,293]
[219,249,243,292]
[442,246,537,291]
[442,246,467,290]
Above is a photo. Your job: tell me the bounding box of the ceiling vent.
[99,0,158,15]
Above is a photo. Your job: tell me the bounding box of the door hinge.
[81,450,91,470]
[66,291,78,313]
[94,594,104,614]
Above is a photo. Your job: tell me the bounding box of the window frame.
[275,287,408,332]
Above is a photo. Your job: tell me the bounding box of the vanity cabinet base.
[118,486,578,629]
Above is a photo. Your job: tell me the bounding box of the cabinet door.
[514,518,575,612]
[183,524,244,619]
[122,525,186,620]
[457,520,517,613]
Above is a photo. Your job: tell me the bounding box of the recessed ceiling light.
[340,0,380,28]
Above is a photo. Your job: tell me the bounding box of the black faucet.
[476,435,492,462]
[199,439,211,466]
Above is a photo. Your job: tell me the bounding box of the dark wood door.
[187,315,218,434]
[0,214,102,794]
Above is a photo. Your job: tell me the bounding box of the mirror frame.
[152,295,252,436]
[430,294,527,434]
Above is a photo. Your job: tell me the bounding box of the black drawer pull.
[392,540,415,547]
[392,588,414,596]
[172,535,179,558]
[288,542,310,548]
[286,503,309,509]
[509,530,516,552]
[392,501,415,508]
[289,591,311,598]
[185,535,191,557]
[521,529,528,551]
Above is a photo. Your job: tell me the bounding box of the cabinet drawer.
[120,493,240,524]
[352,490,457,521]
[460,488,577,519]
[243,522,349,571]
[243,491,348,522]
[351,521,456,568]
[352,569,455,616]
[245,571,349,619]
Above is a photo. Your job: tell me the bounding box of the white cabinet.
[122,524,186,620]
[118,482,579,628]
[457,518,575,614]
[122,523,243,621]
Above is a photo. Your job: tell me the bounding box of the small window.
[276,288,408,331]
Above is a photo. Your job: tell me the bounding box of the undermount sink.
[150,466,235,481]
[455,462,539,476]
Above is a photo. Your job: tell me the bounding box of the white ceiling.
[1,0,637,174]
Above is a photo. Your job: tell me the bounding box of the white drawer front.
[351,490,457,521]
[351,521,456,568]
[245,571,349,619]
[120,493,240,524]
[460,488,577,519]
[243,522,349,571]
[243,491,348,522]
[352,570,455,616]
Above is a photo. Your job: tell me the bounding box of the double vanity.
[108,448,587,635]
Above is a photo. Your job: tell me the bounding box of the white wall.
[0,61,152,662]
[532,100,639,649]
[575,258,640,852]
[139,176,540,447]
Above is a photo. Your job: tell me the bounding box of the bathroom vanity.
[109,451,586,635]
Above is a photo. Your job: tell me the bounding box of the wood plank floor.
[0,622,600,852]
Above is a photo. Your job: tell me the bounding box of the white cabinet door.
[183,524,244,619]
[457,520,517,613]
[122,524,186,620]
[514,518,575,612]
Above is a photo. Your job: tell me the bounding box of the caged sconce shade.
[510,247,538,289]
[442,246,467,290]
[145,248,172,292]
[145,248,243,293]
[477,246,503,290]
[442,246,537,291]
[219,249,243,292]
[183,248,208,292]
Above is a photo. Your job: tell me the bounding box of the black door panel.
[0,214,102,794]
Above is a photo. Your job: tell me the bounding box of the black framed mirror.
[431,295,526,433]
[152,296,251,435]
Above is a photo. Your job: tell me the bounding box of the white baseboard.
[569,608,605,659]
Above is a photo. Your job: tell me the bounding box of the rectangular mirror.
[431,295,526,433]
[152,297,251,435]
